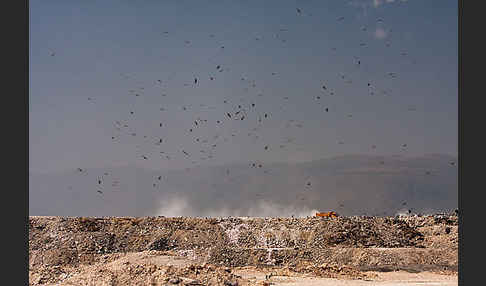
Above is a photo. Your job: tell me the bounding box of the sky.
[29,0,457,174]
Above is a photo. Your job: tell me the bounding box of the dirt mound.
[29,214,458,285]
[29,253,248,286]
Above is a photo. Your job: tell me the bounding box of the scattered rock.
[169,277,181,284]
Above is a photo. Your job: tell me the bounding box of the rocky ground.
[29,213,458,285]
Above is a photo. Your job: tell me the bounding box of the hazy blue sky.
[30,0,457,174]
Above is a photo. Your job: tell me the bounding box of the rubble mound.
[29,214,458,285]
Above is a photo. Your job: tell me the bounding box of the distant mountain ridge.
[29,154,457,217]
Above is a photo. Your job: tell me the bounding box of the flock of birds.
[53,7,456,216]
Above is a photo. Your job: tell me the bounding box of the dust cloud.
[156,195,319,218]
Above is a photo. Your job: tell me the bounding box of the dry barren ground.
[29,214,458,285]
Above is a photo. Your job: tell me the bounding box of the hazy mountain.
[29,154,457,217]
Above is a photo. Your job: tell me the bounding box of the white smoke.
[395,209,411,217]
[156,196,319,218]
[156,196,191,217]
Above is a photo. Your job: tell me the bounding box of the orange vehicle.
[315,211,339,218]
